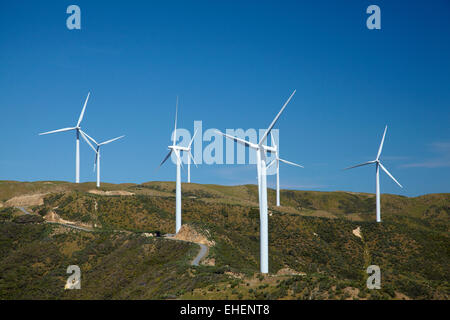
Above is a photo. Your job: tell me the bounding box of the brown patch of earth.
[352,226,362,239]
[170,224,215,246]
[5,193,48,207]
[88,190,134,196]
[44,211,93,230]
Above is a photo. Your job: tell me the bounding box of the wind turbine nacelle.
[262,145,277,153]
[168,145,189,152]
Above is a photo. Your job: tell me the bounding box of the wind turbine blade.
[376,125,387,160]
[259,89,296,145]
[344,160,376,170]
[38,127,76,135]
[189,151,197,168]
[172,96,178,146]
[271,133,277,150]
[267,159,276,169]
[215,130,258,149]
[173,149,183,169]
[79,130,97,152]
[79,130,98,145]
[100,135,125,146]
[159,150,173,167]
[77,92,90,127]
[279,158,304,168]
[188,129,198,149]
[379,162,403,188]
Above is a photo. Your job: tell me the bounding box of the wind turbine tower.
[345,126,403,222]
[217,90,296,273]
[39,92,92,183]
[82,132,125,188]
[159,97,196,233]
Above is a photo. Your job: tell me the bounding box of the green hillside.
[0,181,448,300]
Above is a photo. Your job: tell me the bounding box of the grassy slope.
[0,222,232,299]
[0,181,448,300]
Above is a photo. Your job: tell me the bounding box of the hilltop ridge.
[0,180,448,300]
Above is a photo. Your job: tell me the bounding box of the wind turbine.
[344,125,403,222]
[159,97,196,233]
[217,90,296,273]
[39,92,93,183]
[267,134,303,206]
[82,132,125,188]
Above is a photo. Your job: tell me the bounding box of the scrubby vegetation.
[0,181,448,300]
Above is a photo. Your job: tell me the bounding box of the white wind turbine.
[267,134,303,206]
[82,132,125,188]
[217,90,296,274]
[39,92,93,183]
[159,97,196,233]
[344,125,403,222]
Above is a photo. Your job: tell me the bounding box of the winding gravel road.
[15,206,93,232]
[163,234,209,266]
[14,206,208,265]
[46,221,93,232]
[191,243,208,266]
[16,207,31,215]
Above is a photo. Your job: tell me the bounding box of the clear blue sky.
[1,1,449,196]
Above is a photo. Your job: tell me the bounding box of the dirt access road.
[14,207,208,266]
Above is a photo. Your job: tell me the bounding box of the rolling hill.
[0,180,448,300]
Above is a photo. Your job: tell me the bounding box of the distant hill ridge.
[0,180,448,222]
